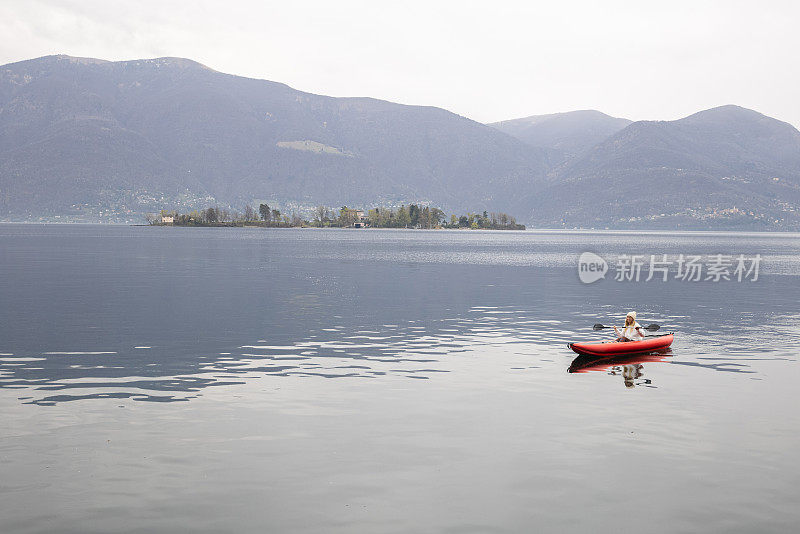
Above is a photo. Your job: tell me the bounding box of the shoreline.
[3,222,800,235]
[143,224,527,231]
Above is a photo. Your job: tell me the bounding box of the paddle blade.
[592,324,606,330]
[645,324,661,331]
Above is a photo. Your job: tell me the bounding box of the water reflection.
[2,299,791,403]
[568,350,672,388]
[566,344,775,388]
[568,350,672,373]
[4,307,538,405]
[2,225,800,406]
[0,303,521,404]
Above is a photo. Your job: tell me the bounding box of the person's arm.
[635,326,645,338]
[613,326,620,336]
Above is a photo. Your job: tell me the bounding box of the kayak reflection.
[568,349,673,389]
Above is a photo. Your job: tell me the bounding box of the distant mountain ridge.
[1,55,800,229]
[0,54,550,221]
[514,105,800,228]
[489,110,632,157]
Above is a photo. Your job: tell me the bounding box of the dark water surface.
[1,225,799,533]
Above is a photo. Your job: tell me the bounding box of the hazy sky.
[2,0,799,127]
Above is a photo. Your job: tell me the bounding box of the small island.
[147,204,526,230]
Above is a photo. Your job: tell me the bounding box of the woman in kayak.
[614,311,646,342]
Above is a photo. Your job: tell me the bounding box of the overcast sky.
[2,0,799,127]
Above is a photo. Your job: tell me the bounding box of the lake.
[1,225,799,533]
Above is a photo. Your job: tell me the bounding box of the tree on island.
[259,204,271,223]
[409,204,420,227]
[243,205,257,222]
[338,206,360,227]
[397,205,410,227]
[313,206,334,227]
[146,202,523,230]
[203,207,219,223]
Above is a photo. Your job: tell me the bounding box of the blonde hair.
[625,315,635,327]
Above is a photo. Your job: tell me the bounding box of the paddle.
[593,323,661,331]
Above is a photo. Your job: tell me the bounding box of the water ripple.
[2,304,799,404]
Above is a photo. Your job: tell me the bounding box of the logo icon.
[578,252,608,284]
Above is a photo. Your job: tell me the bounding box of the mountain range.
[490,110,632,158]
[515,105,800,228]
[1,55,799,229]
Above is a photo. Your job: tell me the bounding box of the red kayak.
[568,333,674,357]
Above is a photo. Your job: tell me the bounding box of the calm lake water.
[1,225,799,533]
